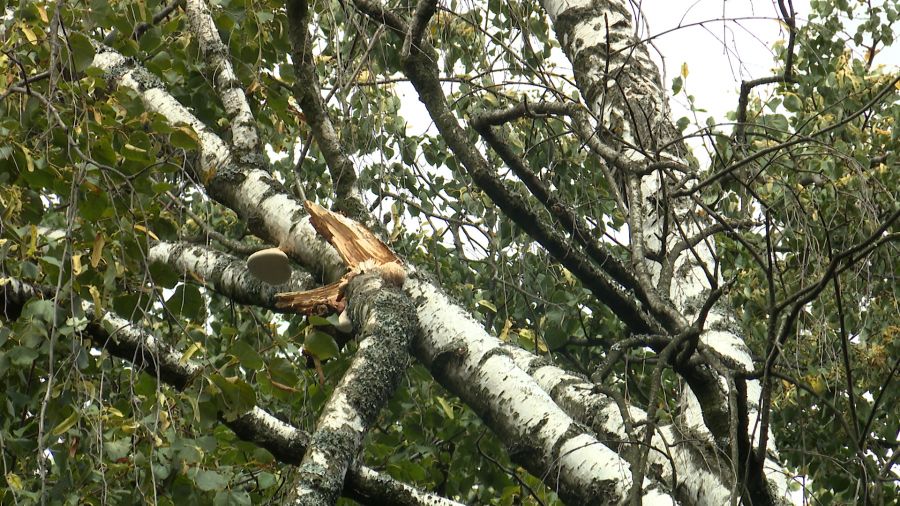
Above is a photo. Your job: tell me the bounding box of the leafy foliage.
[0,0,897,504]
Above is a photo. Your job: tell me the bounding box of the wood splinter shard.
[275,201,405,316]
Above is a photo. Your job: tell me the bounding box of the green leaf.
[308,314,331,327]
[21,299,55,324]
[104,438,131,461]
[67,33,96,73]
[8,346,39,366]
[783,93,803,112]
[210,374,256,418]
[304,330,340,361]
[193,469,228,492]
[170,127,200,150]
[228,341,264,371]
[671,76,683,95]
[165,284,204,318]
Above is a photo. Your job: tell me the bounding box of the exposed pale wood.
[276,280,345,314]
[305,200,398,267]
[275,202,402,315]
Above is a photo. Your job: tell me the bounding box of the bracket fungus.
[247,247,291,285]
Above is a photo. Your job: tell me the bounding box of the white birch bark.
[147,242,314,310]
[540,0,790,501]
[507,345,733,505]
[405,273,675,505]
[90,45,345,282]
[184,0,259,153]
[88,40,684,504]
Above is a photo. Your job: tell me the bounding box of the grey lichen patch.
[554,1,630,40]
[297,428,357,498]
[233,150,268,170]
[98,52,133,86]
[341,282,416,423]
[129,66,166,91]
[99,50,164,91]
[208,160,248,187]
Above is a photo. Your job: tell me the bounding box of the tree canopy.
[0,0,897,504]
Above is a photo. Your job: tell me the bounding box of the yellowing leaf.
[123,143,147,154]
[268,377,302,393]
[436,396,455,420]
[51,410,80,436]
[72,254,83,275]
[120,422,140,434]
[91,233,105,268]
[104,406,125,419]
[681,62,689,78]
[27,225,38,256]
[133,224,159,241]
[89,285,102,315]
[477,299,497,312]
[5,473,24,491]
[15,143,35,172]
[498,318,512,341]
[180,342,203,364]
[21,26,38,44]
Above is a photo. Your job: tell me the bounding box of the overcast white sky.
[635,0,898,149]
[640,0,809,129]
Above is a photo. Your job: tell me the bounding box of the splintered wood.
[275,201,402,314]
[305,201,397,268]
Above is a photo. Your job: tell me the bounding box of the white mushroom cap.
[247,247,291,285]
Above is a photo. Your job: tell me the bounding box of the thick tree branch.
[147,241,315,310]
[90,43,346,281]
[184,0,259,153]
[353,0,659,335]
[539,1,795,502]
[285,0,369,223]
[293,270,416,505]
[92,16,675,504]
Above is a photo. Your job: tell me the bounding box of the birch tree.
[1,0,897,505]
